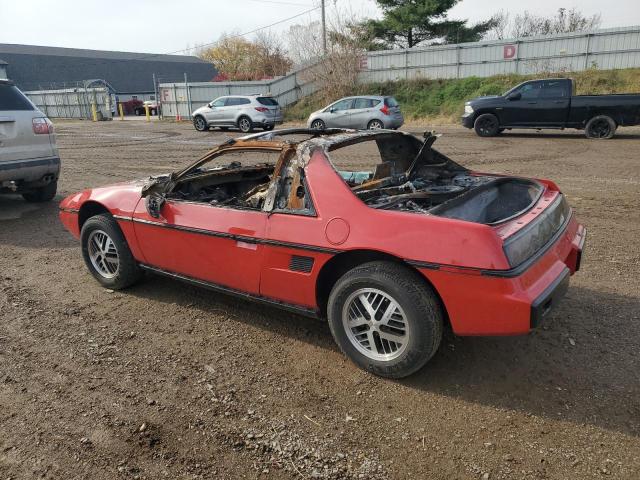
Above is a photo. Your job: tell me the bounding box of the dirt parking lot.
[1,120,639,479]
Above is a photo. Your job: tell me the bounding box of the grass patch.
[284,68,640,123]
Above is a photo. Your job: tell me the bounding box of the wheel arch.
[315,249,450,327]
[78,201,110,231]
[474,109,502,126]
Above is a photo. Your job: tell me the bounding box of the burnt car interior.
[145,129,544,225]
[332,132,544,225]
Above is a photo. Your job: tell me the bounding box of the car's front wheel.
[193,115,207,132]
[310,119,326,130]
[238,116,253,133]
[81,214,142,290]
[474,113,500,137]
[327,261,443,378]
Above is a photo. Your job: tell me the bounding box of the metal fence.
[156,26,640,118]
[157,63,316,119]
[24,86,114,119]
[360,25,640,82]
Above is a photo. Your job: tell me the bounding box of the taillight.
[255,107,269,112]
[380,105,390,115]
[33,117,53,134]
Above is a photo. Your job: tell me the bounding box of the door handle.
[0,116,16,123]
[527,102,537,105]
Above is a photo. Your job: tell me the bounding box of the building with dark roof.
[0,43,217,100]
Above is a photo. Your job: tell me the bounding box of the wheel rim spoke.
[342,288,409,362]
[87,229,119,279]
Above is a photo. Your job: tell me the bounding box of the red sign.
[504,45,517,59]
[359,56,368,71]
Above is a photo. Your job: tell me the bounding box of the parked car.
[307,96,404,130]
[462,78,640,139]
[0,79,59,202]
[59,128,585,378]
[191,95,283,133]
[134,100,158,116]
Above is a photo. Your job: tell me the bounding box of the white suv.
[191,95,283,133]
[0,80,60,202]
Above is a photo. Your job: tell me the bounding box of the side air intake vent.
[289,255,314,273]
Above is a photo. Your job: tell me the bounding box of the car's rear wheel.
[263,124,274,131]
[22,180,57,203]
[311,119,326,130]
[193,115,207,132]
[238,116,253,133]
[367,119,384,130]
[585,115,616,139]
[81,214,142,290]
[327,261,443,378]
[474,113,500,137]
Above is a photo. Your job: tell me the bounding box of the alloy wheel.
[195,117,206,131]
[368,120,384,130]
[311,119,325,130]
[589,119,612,138]
[239,118,251,132]
[87,230,119,279]
[342,288,409,361]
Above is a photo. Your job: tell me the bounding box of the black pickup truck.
[462,78,640,139]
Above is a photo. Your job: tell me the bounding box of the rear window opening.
[257,97,279,106]
[329,134,544,225]
[384,97,399,108]
[0,84,35,111]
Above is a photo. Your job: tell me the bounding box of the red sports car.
[59,129,585,378]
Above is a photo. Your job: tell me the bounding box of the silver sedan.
[307,96,404,130]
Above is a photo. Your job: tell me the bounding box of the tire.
[193,115,207,132]
[22,180,57,203]
[263,124,274,131]
[80,213,142,290]
[367,119,385,130]
[237,116,253,133]
[585,115,616,139]
[474,113,500,137]
[327,261,443,378]
[310,119,326,130]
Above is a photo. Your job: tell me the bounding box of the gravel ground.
[1,120,639,480]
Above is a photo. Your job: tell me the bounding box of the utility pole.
[321,0,327,55]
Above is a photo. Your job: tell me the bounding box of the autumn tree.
[198,33,292,81]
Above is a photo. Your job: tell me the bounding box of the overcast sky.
[1,0,639,54]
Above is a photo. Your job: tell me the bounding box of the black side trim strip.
[127,216,342,254]
[0,156,60,171]
[139,264,319,318]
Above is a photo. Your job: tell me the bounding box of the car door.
[325,98,354,128]
[132,149,282,295]
[349,98,377,129]
[204,97,226,125]
[536,80,570,126]
[500,81,544,126]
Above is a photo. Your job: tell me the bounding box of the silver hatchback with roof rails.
[307,95,404,131]
[0,80,60,202]
[191,94,283,133]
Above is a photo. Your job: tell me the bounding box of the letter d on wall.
[504,45,517,59]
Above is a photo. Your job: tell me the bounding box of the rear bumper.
[420,218,586,335]
[0,156,60,183]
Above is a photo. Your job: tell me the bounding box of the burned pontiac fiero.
[59,129,585,378]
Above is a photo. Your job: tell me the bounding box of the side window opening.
[167,150,279,211]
